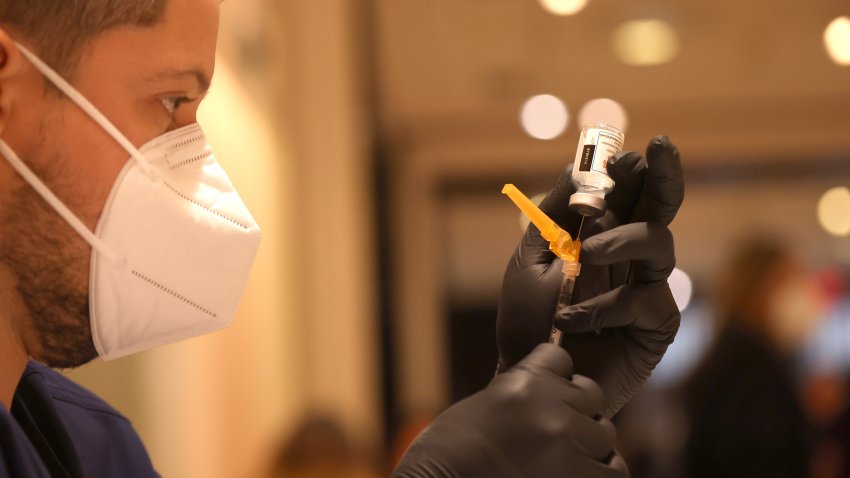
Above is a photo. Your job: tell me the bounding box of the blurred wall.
[267,0,381,453]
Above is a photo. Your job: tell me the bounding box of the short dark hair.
[715,234,790,325]
[0,0,167,77]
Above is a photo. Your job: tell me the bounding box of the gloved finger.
[566,414,618,463]
[576,454,631,478]
[581,222,675,283]
[537,166,582,233]
[598,329,678,417]
[578,151,646,240]
[555,374,604,417]
[604,151,647,225]
[511,343,574,379]
[555,286,633,333]
[579,205,630,242]
[555,282,681,334]
[496,258,564,371]
[570,260,630,305]
[540,375,615,461]
[565,152,645,241]
[632,136,684,226]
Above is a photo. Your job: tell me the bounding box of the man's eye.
[159,96,191,116]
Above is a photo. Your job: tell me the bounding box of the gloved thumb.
[537,166,580,228]
[509,343,575,378]
[632,135,684,226]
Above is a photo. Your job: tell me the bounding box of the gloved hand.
[496,135,684,417]
[392,344,628,478]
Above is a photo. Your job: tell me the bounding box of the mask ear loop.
[0,139,124,265]
[14,42,158,180]
[0,42,135,266]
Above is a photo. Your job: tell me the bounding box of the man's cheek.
[56,116,128,230]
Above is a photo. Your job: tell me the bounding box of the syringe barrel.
[550,261,581,346]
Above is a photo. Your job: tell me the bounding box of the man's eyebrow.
[146,68,211,94]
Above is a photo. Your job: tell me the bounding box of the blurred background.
[65,0,850,476]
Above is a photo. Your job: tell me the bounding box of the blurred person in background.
[0,0,686,476]
[263,414,380,478]
[681,235,821,478]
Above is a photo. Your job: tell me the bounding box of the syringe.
[502,184,581,346]
[553,261,580,345]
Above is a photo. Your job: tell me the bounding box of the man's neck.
[0,318,27,410]
[0,266,30,411]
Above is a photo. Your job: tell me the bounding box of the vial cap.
[569,192,606,217]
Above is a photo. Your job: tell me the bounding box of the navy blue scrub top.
[0,361,158,477]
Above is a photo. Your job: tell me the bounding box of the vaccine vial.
[569,123,625,217]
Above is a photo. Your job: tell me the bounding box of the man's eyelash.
[160,96,192,115]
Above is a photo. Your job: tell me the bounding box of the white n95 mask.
[0,43,261,360]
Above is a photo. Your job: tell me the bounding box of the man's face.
[0,0,220,367]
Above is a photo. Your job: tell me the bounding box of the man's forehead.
[140,0,219,72]
[79,0,219,89]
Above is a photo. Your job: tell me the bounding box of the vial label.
[577,128,624,174]
[578,145,596,172]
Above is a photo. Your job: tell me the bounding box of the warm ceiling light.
[612,19,680,66]
[539,0,588,16]
[520,94,569,140]
[824,16,850,66]
[818,186,850,236]
[578,98,628,132]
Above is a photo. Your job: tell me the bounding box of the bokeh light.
[668,267,694,312]
[824,16,850,65]
[578,98,629,132]
[612,19,680,66]
[539,0,588,16]
[817,186,850,236]
[520,94,569,140]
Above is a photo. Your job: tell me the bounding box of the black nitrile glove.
[393,344,628,478]
[496,135,684,417]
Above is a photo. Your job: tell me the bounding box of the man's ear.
[0,26,26,135]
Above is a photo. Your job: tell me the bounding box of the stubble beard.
[0,144,98,369]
